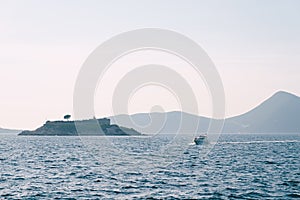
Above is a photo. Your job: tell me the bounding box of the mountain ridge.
[110,91,300,133]
[2,91,299,135]
[0,127,21,134]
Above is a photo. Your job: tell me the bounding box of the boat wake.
[220,140,300,144]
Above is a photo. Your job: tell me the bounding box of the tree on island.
[64,114,71,121]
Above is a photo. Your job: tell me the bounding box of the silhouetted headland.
[0,127,21,134]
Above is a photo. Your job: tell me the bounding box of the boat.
[194,135,207,145]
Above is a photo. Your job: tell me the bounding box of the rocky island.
[19,118,141,136]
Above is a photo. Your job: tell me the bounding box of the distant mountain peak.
[272,91,299,99]
[225,90,300,133]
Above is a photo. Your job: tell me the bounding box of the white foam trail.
[220,140,300,144]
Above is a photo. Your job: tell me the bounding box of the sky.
[0,0,300,129]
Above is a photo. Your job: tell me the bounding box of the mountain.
[110,91,300,133]
[0,127,21,134]
[224,91,300,133]
[110,112,210,134]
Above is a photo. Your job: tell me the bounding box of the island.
[0,127,21,134]
[19,118,141,136]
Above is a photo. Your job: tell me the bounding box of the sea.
[0,133,299,199]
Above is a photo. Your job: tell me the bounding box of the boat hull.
[194,136,206,145]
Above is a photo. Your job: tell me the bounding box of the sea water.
[0,133,299,199]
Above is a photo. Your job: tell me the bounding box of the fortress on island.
[19,118,141,136]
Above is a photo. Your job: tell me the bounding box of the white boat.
[194,135,207,145]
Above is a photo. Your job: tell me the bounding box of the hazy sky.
[1,0,300,129]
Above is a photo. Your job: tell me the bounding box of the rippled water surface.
[0,133,299,199]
